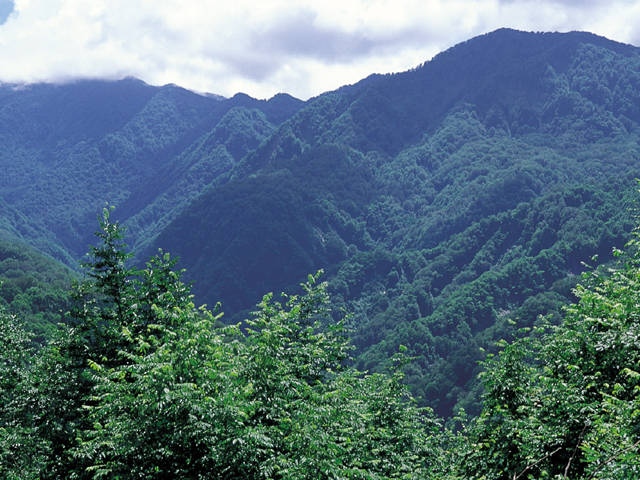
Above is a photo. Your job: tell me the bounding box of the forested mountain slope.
[0,238,73,340]
[153,29,640,415]
[1,28,639,416]
[0,78,304,262]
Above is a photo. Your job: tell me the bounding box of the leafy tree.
[233,273,443,479]
[79,206,137,327]
[459,224,640,479]
[0,310,49,479]
[72,265,437,479]
[74,258,241,478]
[5,206,142,479]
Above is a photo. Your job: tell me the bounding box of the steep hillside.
[153,29,640,415]
[0,78,304,263]
[0,236,74,340]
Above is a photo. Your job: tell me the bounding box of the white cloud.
[0,0,638,99]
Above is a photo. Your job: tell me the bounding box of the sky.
[0,0,639,100]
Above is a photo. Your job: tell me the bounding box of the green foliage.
[75,268,236,478]
[82,207,136,319]
[0,237,73,339]
[6,208,640,478]
[75,270,435,479]
[459,225,640,479]
[0,310,47,479]
[1,214,437,478]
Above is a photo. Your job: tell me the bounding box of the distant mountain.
[0,78,304,262]
[1,28,639,416]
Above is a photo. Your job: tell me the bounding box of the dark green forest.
[1,28,640,477]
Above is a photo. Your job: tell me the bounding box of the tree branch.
[585,437,640,480]
[514,446,562,480]
[564,423,588,478]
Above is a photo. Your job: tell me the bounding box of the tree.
[233,272,438,479]
[3,209,446,478]
[71,237,242,478]
[460,225,640,479]
[5,206,143,479]
[74,268,241,478]
[73,269,438,479]
[71,206,139,365]
[0,310,48,479]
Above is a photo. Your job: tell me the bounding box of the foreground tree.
[74,254,241,478]
[459,226,640,479]
[235,273,443,478]
[0,208,435,478]
[74,270,439,478]
[0,310,50,479]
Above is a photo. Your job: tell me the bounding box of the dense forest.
[1,27,640,476]
[2,207,640,478]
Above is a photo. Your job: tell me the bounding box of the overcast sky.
[0,0,639,100]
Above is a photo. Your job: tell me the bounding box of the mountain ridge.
[1,28,639,415]
[151,28,640,414]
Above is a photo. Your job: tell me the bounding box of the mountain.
[0,78,304,262]
[150,29,640,415]
[1,28,639,416]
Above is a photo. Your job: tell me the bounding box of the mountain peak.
[434,28,639,67]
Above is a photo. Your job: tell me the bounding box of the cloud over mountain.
[0,0,638,99]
